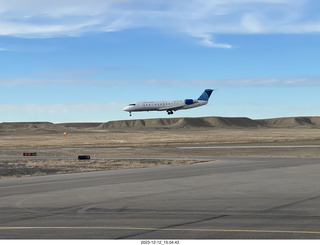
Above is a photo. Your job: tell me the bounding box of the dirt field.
[0,158,201,179]
[1,117,320,178]
[1,127,320,148]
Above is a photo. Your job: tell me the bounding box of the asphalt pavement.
[0,157,320,239]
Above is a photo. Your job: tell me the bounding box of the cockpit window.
[129,103,136,106]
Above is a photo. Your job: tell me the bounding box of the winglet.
[198,89,214,101]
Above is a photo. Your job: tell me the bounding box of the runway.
[0,157,320,239]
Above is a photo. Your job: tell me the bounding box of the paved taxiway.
[0,157,320,239]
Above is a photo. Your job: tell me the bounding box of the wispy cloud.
[0,66,141,87]
[143,76,320,87]
[0,0,319,48]
[190,76,320,87]
[0,102,126,122]
[1,72,319,87]
[0,102,124,112]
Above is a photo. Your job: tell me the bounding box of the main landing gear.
[167,110,173,115]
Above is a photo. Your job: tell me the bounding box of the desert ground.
[1,116,320,178]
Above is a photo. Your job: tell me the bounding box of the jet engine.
[185,99,195,105]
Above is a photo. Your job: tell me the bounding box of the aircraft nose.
[123,106,130,111]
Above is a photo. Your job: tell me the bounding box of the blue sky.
[0,0,319,122]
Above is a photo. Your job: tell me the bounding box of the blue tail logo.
[198,89,214,101]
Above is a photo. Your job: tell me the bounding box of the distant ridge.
[259,117,320,128]
[1,117,320,134]
[99,116,320,129]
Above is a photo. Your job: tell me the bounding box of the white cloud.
[200,38,232,49]
[190,76,320,87]
[191,33,233,48]
[1,73,319,87]
[0,102,126,122]
[241,13,264,33]
[0,102,123,112]
[0,67,142,87]
[145,76,320,87]
[0,0,318,47]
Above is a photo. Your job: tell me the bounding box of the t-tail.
[198,89,214,101]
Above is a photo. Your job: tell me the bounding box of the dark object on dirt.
[78,155,90,160]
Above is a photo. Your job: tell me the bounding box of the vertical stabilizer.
[198,89,214,101]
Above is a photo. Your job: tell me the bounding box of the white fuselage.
[123,99,208,113]
[123,89,214,116]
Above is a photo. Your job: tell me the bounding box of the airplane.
[123,89,214,116]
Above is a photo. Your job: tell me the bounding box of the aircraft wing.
[157,105,186,111]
